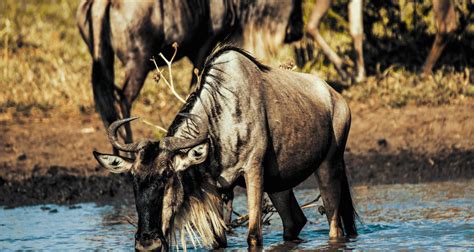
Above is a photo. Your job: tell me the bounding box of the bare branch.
[141,118,168,133]
[229,194,322,229]
[150,42,186,104]
[194,68,201,84]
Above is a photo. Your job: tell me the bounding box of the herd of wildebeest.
[78,0,462,250]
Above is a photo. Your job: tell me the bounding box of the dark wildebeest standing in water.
[94,45,357,251]
[305,0,458,83]
[76,0,303,152]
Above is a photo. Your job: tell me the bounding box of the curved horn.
[107,117,144,152]
[160,114,208,151]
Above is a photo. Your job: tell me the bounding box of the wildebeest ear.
[93,151,133,173]
[174,143,209,172]
[187,142,209,165]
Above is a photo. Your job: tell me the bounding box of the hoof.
[355,74,366,83]
[318,206,326,215]
[247,235,263,247]
[329,226,344,239]
[329,218,344,239]
[283,236,305,243]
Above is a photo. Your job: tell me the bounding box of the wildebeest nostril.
[140,232,154,243]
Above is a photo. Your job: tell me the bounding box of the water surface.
[1,180,473,250]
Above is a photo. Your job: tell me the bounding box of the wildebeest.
[76,0,303,152]
[305,0,458,83]
[93,45,357,251]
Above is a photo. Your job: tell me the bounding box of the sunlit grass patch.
[0,0,472,120]
[344,67,474,108]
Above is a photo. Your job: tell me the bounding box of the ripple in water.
[1,180,473,250]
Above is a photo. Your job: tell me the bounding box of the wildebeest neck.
[167,45,270,189]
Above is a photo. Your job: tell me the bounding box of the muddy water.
[1,180,473,250]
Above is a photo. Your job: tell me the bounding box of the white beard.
[162,178,227,250]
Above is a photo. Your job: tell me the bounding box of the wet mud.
[1,101,473,207]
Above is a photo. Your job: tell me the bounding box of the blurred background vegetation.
[0,0,473,122]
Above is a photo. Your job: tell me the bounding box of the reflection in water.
[0,180,473,250]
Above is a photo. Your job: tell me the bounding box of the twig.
[124,215,138,228]
[150,42,186,104]
[193,68,201,85]
[300,194,321,209]
[2,19,11,78]
[327,9,349,29]
[141,118,168,133]
[229,194,322,228]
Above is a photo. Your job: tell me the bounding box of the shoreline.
[1,100,473,208]
[1,147,472,208]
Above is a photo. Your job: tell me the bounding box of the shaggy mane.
[167,44,270,136]
[171,180,226,250]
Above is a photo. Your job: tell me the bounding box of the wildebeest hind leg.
[422,0,457,75]
[314,157,344,239]
[268,189,307,241]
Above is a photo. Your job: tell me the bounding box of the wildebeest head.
[93,117,225,251]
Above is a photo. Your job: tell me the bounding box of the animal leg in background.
[120,58,152,145]
[348,0,366,82]
[91,56,122,154]
[80,0,124,154]
[422,0,458,75]
[268,189,307,241]
[306,0,351,83]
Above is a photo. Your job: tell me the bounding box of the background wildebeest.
[305,0,458,83]
[76,0,303,153]
[93,45,357,251]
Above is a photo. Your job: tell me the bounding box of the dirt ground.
[0,99,473,207]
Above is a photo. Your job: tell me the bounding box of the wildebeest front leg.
[244,166,264,247]
[314,159,344,239]
[268,189,307,241]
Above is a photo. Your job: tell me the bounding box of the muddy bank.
[0,165,134,208]
[1,148,473,208]
[1,100,473,207]
[300,147,474,188]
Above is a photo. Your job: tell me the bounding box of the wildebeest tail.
[76,0,119,125]
[76,0,112,62]
[339,165,358,236]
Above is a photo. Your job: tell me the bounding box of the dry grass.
[0,0,91,115]
[345,67,474,108]
[0,0,472,123]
